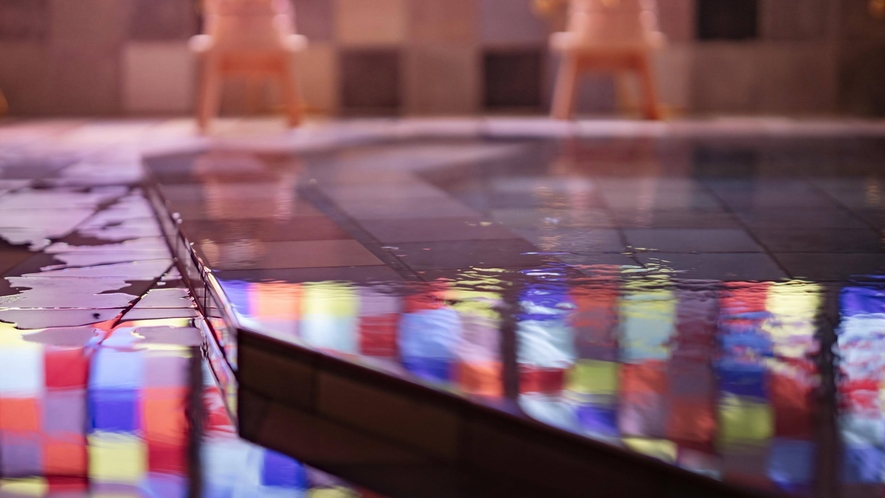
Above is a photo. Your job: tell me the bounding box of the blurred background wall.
[0,0,883,117]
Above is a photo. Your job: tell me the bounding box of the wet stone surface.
[145,135,885,497]
[0,138,382,497]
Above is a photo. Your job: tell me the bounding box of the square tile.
[638,252,788,281]
[774,253,885,281]
[612,210,740,228]
[840,0,885,40]
[128,0,198,40]
[478,0,547,44]
[182,217,351,243]
[756,44,837,113]
[49,0,128,46]
[335,0,407,46]
[624,228,763,253]
[358,218,518,243]
[657,0,696,43]
[691,43,759,112]
[514,228,624,253]
[200,239,383,270]
[123,42,194,113]
[602,188,724,213]
[170,198,323,221]
[340,49,401,111]
[293,0,335,41]
[652,45,694,111]
[298,43,339,113]
[336,197,479,220]
[47,45,121,115]
[839,42,885,116]
[215,265,405,284]
[0,0,49,41]
[696,0,759,41]
[404,45,479,115]
[852,209,885,229]
[760,0,828,40]
[458,188,607,211]
[491,208,617,229]
[483,50,543,109]
[753,227,884,253]
[390,240,546,270]
[408,0,477,44]
[735,208,870,229]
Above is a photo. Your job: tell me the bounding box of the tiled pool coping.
[141,147,785,498]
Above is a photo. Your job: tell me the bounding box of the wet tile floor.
[4,118,885,497]
[0,131,379,497]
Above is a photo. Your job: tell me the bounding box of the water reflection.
[0,318,379,497]
[220,271,840,495]
[838,284,885,494]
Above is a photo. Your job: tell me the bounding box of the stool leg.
[197,55,223,133]
[279,58,303,127]
[551,53,580,120]
[636,53,662,120]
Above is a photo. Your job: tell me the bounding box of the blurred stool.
[550,0,664,120]
[190,0,307,132]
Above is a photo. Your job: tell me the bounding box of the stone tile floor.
[3,117,885,497]
[0,119,380,497]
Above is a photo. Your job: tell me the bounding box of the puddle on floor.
[0,318,381,497]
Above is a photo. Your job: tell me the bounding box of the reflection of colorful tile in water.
[717,281,821,494]
[838,284,885,492]
[224,279,505,398]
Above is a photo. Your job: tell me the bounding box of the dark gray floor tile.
[490,208,616,229]
[735,208,869,228]
[358,218,519,244]
[637,252,788,281]
[612,210,741,229]
[337,198,479,220]
[181,217,352,243]
[391,240,546,270]
[513,228,624,253]
[750,227,884,253]
[199,240,383,270]
[214,266,405,284]
[774,253,885,281]
[624,229,764,253]
[850,209,885,229]
[170,199,324,221]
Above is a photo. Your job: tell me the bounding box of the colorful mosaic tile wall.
[0,0,883,116]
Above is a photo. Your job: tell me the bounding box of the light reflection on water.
[217,266,877,496]
[0,318,379,497]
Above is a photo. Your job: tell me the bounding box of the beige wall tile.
[49,0,128,46]
[691,43,760,113]
[479,0,547,45]
[760,0,830,40]
[408,0,478,44]
[335,0,407,46]
[297,43,339,114]
[652,45,694,112]
[123,42,195,113]
[404,45,479,115]
[757,43,837,113]
[0,43,51,115]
